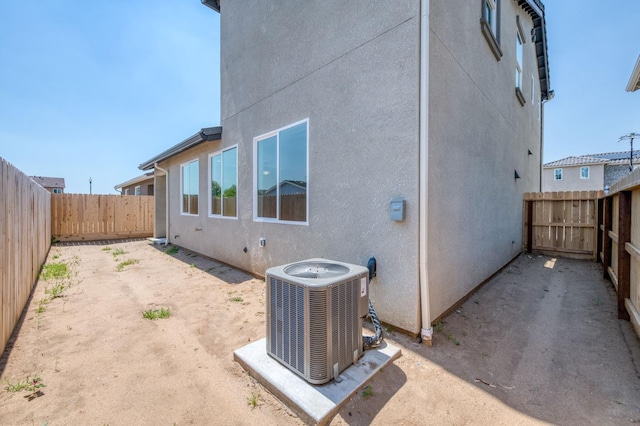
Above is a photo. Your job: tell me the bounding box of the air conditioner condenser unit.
[265,258,369,384]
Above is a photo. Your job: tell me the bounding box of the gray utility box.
[265,258,369,384]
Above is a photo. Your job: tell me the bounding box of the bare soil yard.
[1,240,639,425]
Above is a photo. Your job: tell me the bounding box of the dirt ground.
[1,240,639,425]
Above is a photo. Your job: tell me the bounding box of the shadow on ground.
[398,254,640,425]
[148,242,254,285]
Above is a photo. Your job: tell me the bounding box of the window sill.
[480,20,502,61]
[515,87,526,106]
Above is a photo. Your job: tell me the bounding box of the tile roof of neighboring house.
[30,176,65,189]
[139,126,222,171]
[544,151,640,167]
[114,172,154,191]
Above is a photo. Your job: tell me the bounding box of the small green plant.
[247,391,260,408]
[592,297,603,306]
[45,282,66,299]
[52,254,60,260]
[190,264,196,268]
[230,296,244,303]
[164,246,179,255]
[142,307,171,320]
[39,262,69,281]
[361,385,375,398]
[434,322,444,333]
[4,374,46,400]
[35,300,47,314]
[102,246,112,251]
[112,248,126,258]
[116,259,139,272]
[444,333,453,341]
[454,340,461,346]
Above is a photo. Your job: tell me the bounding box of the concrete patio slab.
[234,338,401,425]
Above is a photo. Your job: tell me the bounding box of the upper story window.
[124,188,130,195]
[181,159,199,215]
[580,166,590,179]
[554,168,563,181]
[135,185,141,196]
[210,146,238,218]
[52,188,62,194]
[254,120,308,224]
[515,16,526,105]
[481,0,502,60]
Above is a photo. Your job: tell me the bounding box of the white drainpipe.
[154,162,170,245]
[419,0,432,344]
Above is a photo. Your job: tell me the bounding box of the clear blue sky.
[0,2,638,193]
[0,2,220,194]
[543,1,640,163]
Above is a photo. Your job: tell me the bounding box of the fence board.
[524,191,601,259]
[51,194,153,242]
[0,157,51,355]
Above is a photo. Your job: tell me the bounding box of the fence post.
[526,200,533,253]
[617,191,631,321]
[602,196,612,279]
[597,197,603,264]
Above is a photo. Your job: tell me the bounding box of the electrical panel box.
[390,199,405,221]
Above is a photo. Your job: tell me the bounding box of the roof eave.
[114,172,154,190]
[139,126,222,171]
[626,56,640,92]
[516,0,552,101]
[201,0,220,12]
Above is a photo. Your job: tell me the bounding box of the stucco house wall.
[142,0,550,335]
[217,0,421,332]
[427,0,544,319]
[542,164,605,191]
[121,180,154,196]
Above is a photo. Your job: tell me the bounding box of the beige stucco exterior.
[542,164,606,192]
[145,0,550,335]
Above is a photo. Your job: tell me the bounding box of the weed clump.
[142,308,171,320]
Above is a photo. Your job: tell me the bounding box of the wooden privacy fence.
[51,194,154,242]
[599,168,640,338]
[1,157,51,355]
[523,191,602,260]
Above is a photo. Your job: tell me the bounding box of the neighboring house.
[30,176,65,194]
[542,151,640,192]
[140,0,552,341]
[114,172,155,196]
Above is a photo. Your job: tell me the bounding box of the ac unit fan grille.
[332,279,359,373]
[269,277,305,375]
[309,289,328,381]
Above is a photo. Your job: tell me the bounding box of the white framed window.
[554,168,563,181]
[254,119,308,224]
[181,159,199,215]
[481,0,502,60]
[531,75,535,104]
[52,188,62,194]
[124,188,130,195]
[209,146,238,218]
[515,17,526,105]
[134,185,141,196]
[484,0,497,35]
[580,166,590,179]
